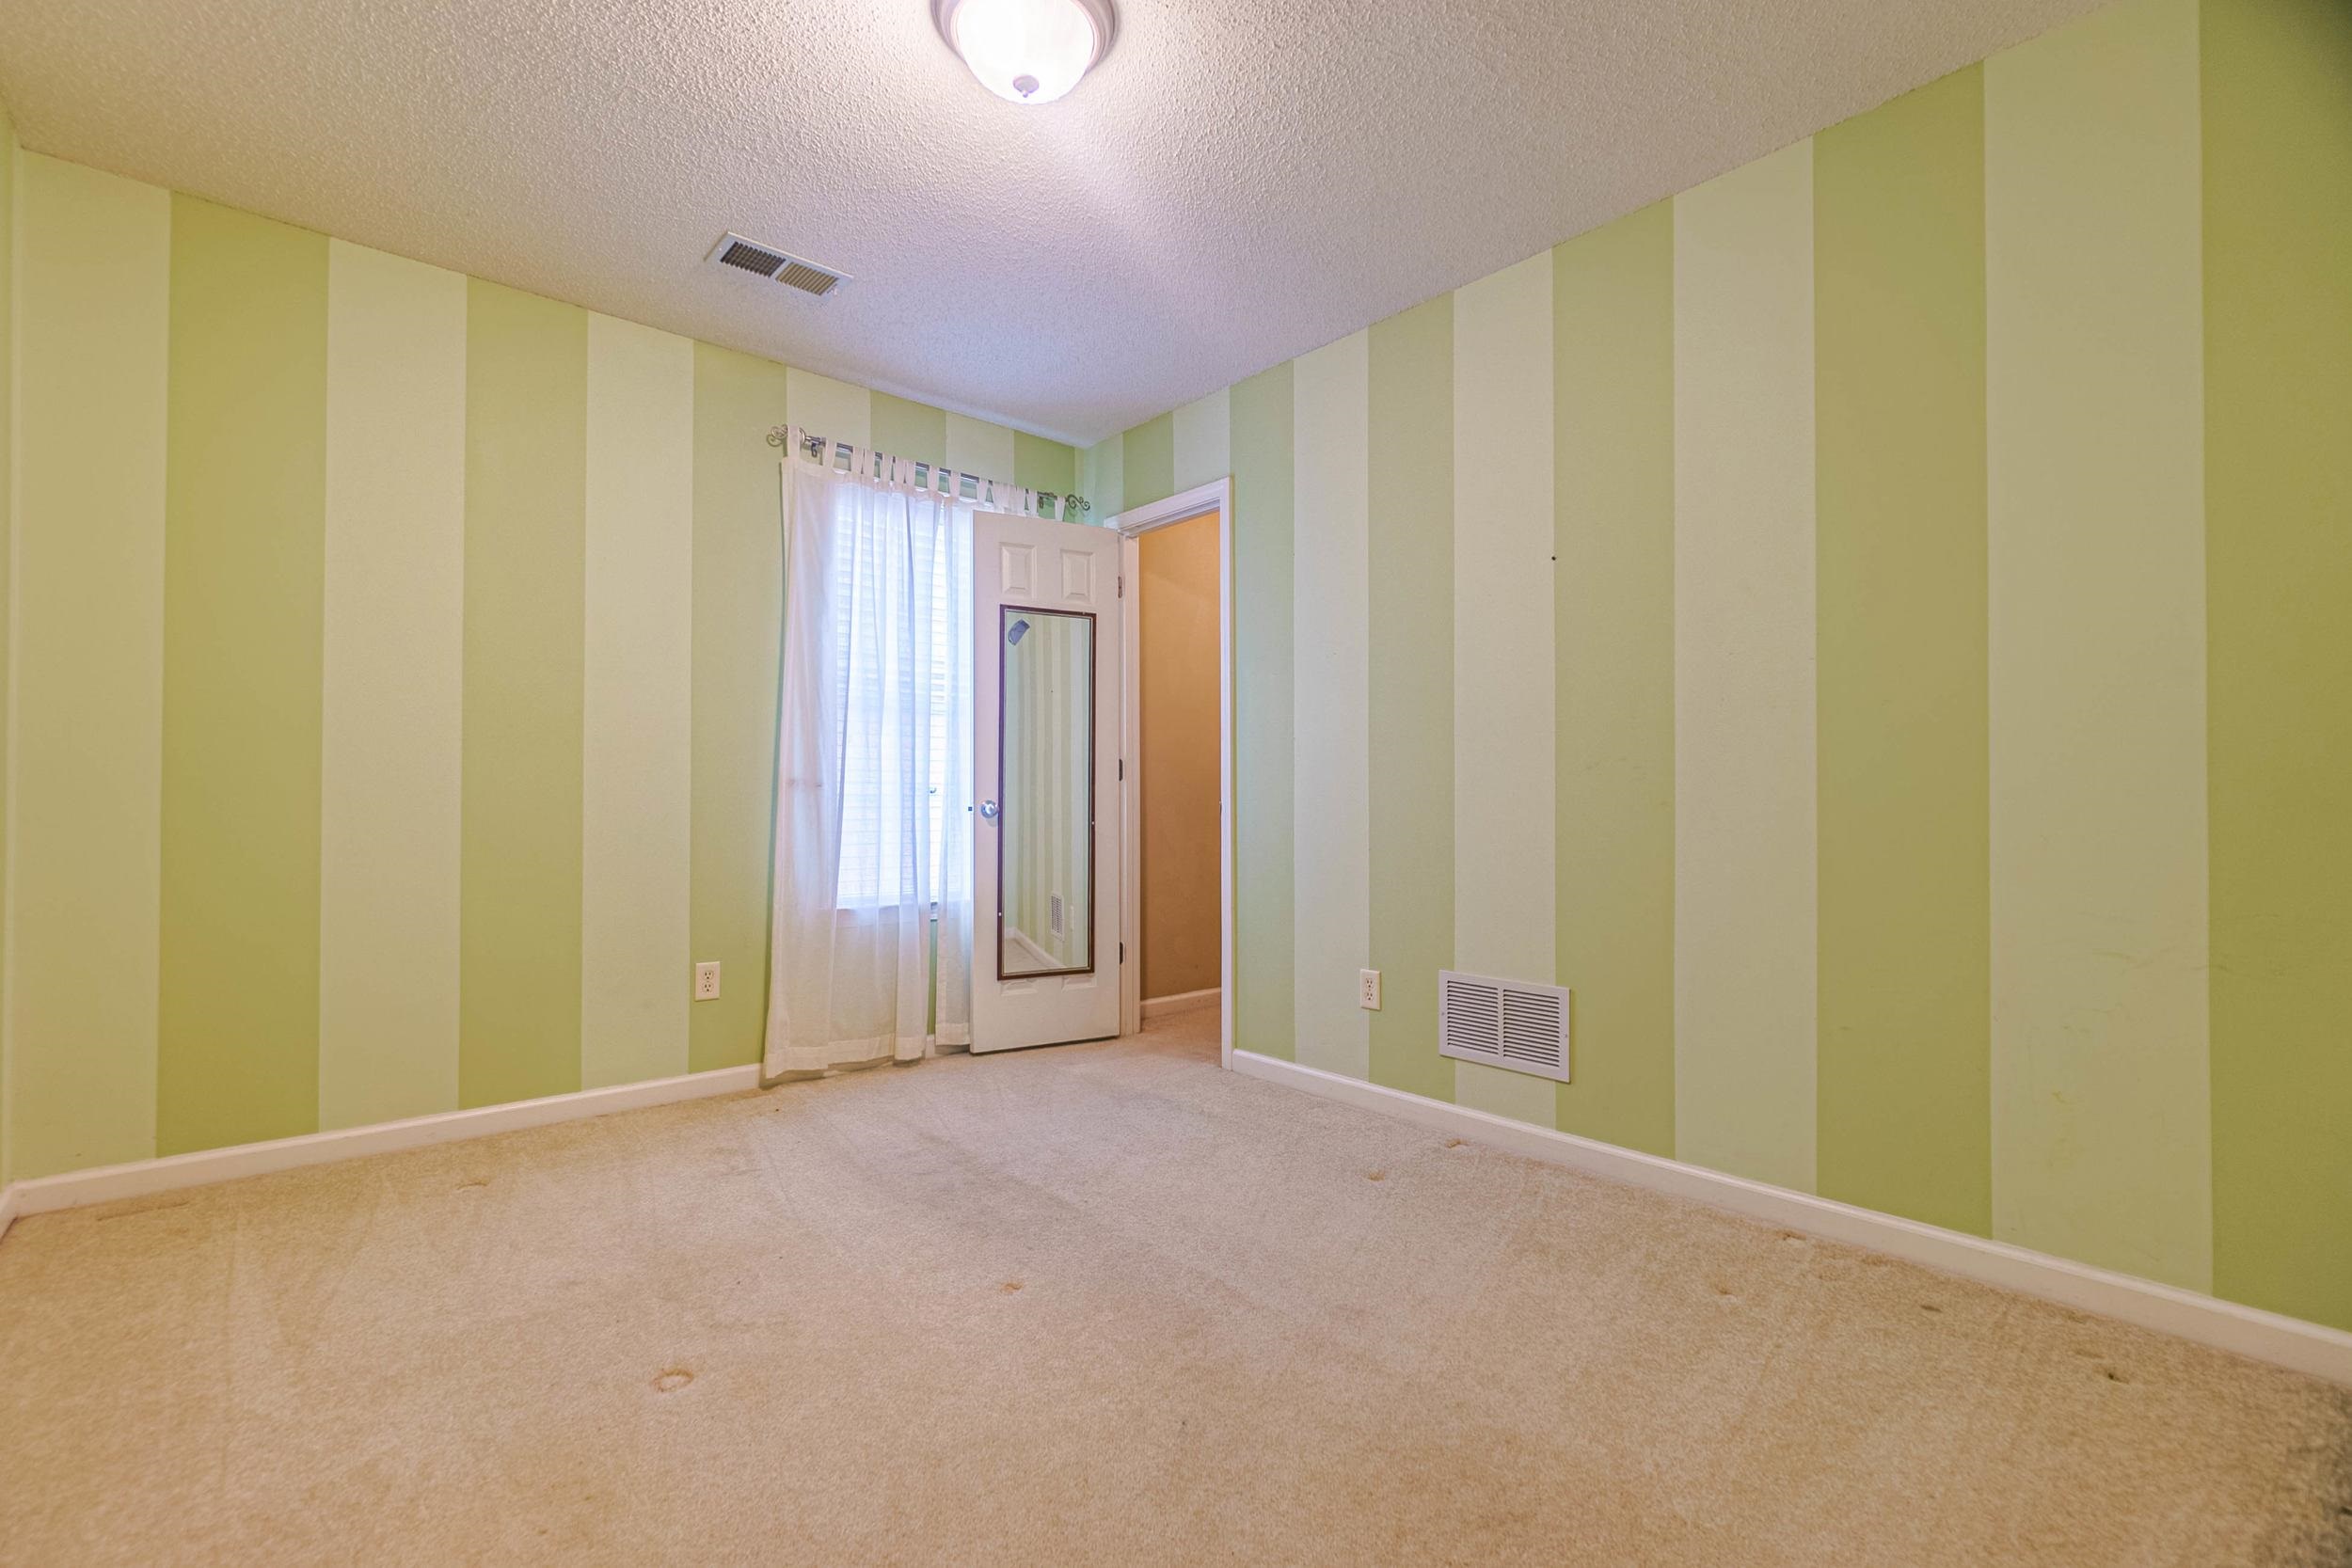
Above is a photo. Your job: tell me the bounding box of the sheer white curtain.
[765,448,973,1078]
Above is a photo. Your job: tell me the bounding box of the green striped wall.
[1552,202,1675,1158]
[1813,67,1991,1236]
[1985,0,2213,1294]
[0,150,1074,1183]
[1454,256,1557,1130]
[1365,298,1454,1105]
[1091,0,2352,1333]
[2201,0,2352,1329]
[10,152,169,1180]
[159,196,330,1154]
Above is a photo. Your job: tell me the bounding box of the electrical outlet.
[693,961,722,1001]
[1359,969,1382,1010]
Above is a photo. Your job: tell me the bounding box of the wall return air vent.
[707,232,850,298]
[1438,970,1572,1085]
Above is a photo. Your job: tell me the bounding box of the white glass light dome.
[933,0,1116,105]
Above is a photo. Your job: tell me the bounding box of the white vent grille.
[1438,970,1572,1084]
[707,233,849,298]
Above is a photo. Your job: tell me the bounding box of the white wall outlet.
[693,961,722,1001]
[1359,969,1382,1010]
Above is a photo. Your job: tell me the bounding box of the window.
[831,494,966,911]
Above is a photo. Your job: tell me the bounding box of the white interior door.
[970,510,1123,1053]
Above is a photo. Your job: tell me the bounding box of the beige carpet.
[3,1013,2348,1567]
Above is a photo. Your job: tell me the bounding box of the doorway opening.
[1112,480,1234,1067]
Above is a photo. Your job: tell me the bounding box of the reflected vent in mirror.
[1438,971,1572,1084]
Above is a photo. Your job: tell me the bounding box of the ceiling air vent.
[1438,970,1572,1085]
[707,233,849,298]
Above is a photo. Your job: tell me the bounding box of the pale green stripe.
[1553,202,1677,1158]
[1291,333,1371,1080]
[460,280,587,1108]
[1172,388,1231,491]
[1451,254,1556,1130]
[1231,363,1295,1060]
[1814,71,1990,1235]
[1082,435,1124,519]
[2205,0,2352,1331]
[157,196,327,1156]
[1986,0,2209,1290]
[946,412,1014,484]
[873,392,947,468]
[785,367,871,448]
[581,316,695,1089]
[1124,412,1175,514]
[0,110,16,1186]
[318,242,467,1130]
[1366,297,1454,1105]
[6,156,169,1179]
[1671,143,1817,1192]
[690,343,790,1072]
[1013,431,1075,497]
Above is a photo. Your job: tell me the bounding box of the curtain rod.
[766,423,1089,521]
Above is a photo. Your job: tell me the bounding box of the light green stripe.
[1986,0,2210,1290]
[581,316,695,1089]
[1813,71,1990,1235]
[1231,362,1295,1060]
[1554,201,1677,1159]
[318,242,467,1130]
[156,197,328,1155]
[690,343,790,1072]
[460,280,587,1108]
[1013,431,1075,497]
[873,392,947,468]
[1451,255,1555,1130]
[946,412,1013,483]
[1366,297,1454,1104]
[1291,333,1370,1079]
[785,368,871,448]
[6,157,170,1179]
[1672,143,1817,1192]
[1123,412,1175,514]
[1082,435,1124,520]
[2205,0,2352,1331]
[1173,388,1232,491]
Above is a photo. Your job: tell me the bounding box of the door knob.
[978,800,999,820]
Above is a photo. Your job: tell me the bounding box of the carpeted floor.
[3,1011,2348,1566]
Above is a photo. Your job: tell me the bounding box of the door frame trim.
[1107,479,1234,1068]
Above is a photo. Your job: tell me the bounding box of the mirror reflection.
[998,608,1095,978]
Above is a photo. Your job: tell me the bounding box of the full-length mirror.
[997,607,1096,978]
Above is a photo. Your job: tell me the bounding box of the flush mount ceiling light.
[933,0,1116,104]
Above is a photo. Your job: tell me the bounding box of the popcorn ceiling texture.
[0,0,2102,443]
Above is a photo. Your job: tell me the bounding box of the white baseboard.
[1142,987,1221,1021]
[1230,1049,2352,1388]
[0,1063,763,1241]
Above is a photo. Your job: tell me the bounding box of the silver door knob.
[978,800,999,820]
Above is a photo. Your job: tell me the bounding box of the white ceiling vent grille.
[1438,971,1572,1085]
[707,233,849,298]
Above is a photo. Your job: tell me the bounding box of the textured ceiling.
[0,0,2102,444]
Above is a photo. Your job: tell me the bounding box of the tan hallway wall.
[1139,512,1220,999]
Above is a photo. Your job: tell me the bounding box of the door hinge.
[1118,575,1124,599]
[1118,758,1124,781]
[1120,942,1125,963]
